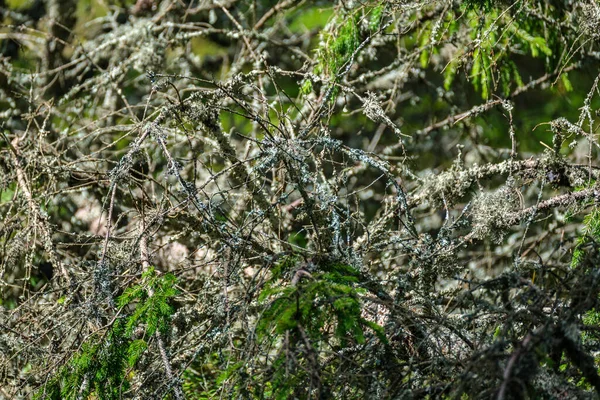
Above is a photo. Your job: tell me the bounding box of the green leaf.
[369,4,384,31]
[216,362,243,385]
[420,50,430,68]
[300,79,312,95]
[561,73,573,92]
[127,340,147,367]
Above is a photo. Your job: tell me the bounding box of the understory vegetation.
[2,0,600,398]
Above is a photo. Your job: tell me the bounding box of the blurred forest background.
[2,0,600,398]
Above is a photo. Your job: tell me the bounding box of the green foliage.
[33,320,134,400]
[463,0,495,11]
[561,73,574,92]
[436,7,557,99]
[368,4,385,32]
[4,0,600,398]
[251,261,386,397]
[287,231,308,248]
[117,267,179,337]
[317,2,384,77]
[184,258,389,398]
[571,207,600,268]
[313,2,385,103]
[257,262,372,341]
[582,309,600,378]
[182,352,222,400]
[317,13,360,77]
[0,182,15,204]
[300,79,312,95]
[34,268,178,399]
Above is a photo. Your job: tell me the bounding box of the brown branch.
[3,134,71,285]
